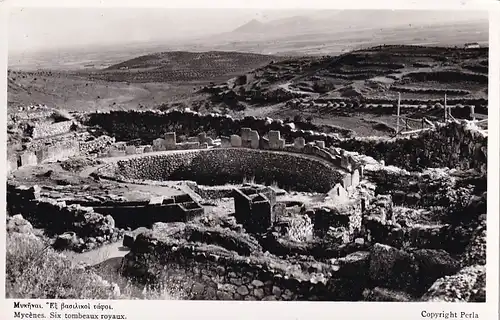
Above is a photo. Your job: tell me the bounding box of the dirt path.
[66,241,129,266]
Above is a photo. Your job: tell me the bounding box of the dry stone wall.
[35,140,80,164]
[9,142,81,174]
[31,120,75,139]
[85,194,204,229]
[80,135,115,154]
[121,223,468,301]
[95,125,367,194]
[96,148,345,193]
[336,121,487,173]
[361,191,486,255]
[365,167,486,209]
[287,99,487,118]
[86,110,344,147]
[87,111,487,175]
[6,183,122,252]
[122,229,368,301]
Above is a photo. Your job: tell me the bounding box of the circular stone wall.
[95,148,344,193]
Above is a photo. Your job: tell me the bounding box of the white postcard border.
[0,1,498,320]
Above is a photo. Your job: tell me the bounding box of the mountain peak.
[232,19,266,33]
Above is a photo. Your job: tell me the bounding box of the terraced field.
[210,45,488,107]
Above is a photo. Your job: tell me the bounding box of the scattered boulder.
[421,265,486,302]
[53,232,79,250]
[461,220,486,266]
[369,243,419,291]
[7,214,33,234]
[337,251,370,277]
[413,248,461,294]
[123,233,136,248]
[363,287,413,302]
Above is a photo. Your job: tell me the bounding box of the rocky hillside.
[203,45,488,106]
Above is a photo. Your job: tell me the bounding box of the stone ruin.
[233,185,277,234]
[6,108,488,302]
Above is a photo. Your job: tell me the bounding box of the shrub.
[6,232,119,299]
[6,231,182,300]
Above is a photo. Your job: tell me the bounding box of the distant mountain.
[232,19,267,33]
[230,10,488,37]
[231,16,317,35]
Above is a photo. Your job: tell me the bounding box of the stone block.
[351,169,360,187]
[8,159,18,173]
[337,251,370,277]
[331,148,341,156]
[249,130,260,149]
[369,243,418,290]
[115,142,127,151]
[198,132,207,143]
[241,127,251,141]
[107,149,123,157]
[123,233,135,248]
[347,156,357,172]
[294,137,305,150]
[149,196,164,205]
[277,139,285,149]
[342,173,352,189]
[233,190,273,234]
[220,136,231,148]
[20,152,37,167]
[231,135,242,147]
[260,137,270,149]
[152,138,166,151]
[363,287,413,302]
[328,183,348,203]
[268,130,281,149]
[125,146,136,155]
[340,154,352,172]
[164,132,176,148]
[358,165,364,179]
[241,139,252,148]
[315,140,326,148]
[303,143,314,154]
[413,249,461,294]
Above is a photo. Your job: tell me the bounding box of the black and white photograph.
[3,3,495,313]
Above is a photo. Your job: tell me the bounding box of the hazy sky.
[9,8,488,54]
[9,8,310,54]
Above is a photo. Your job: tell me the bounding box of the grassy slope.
[7,50,279,111]
[7,71,207,112]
